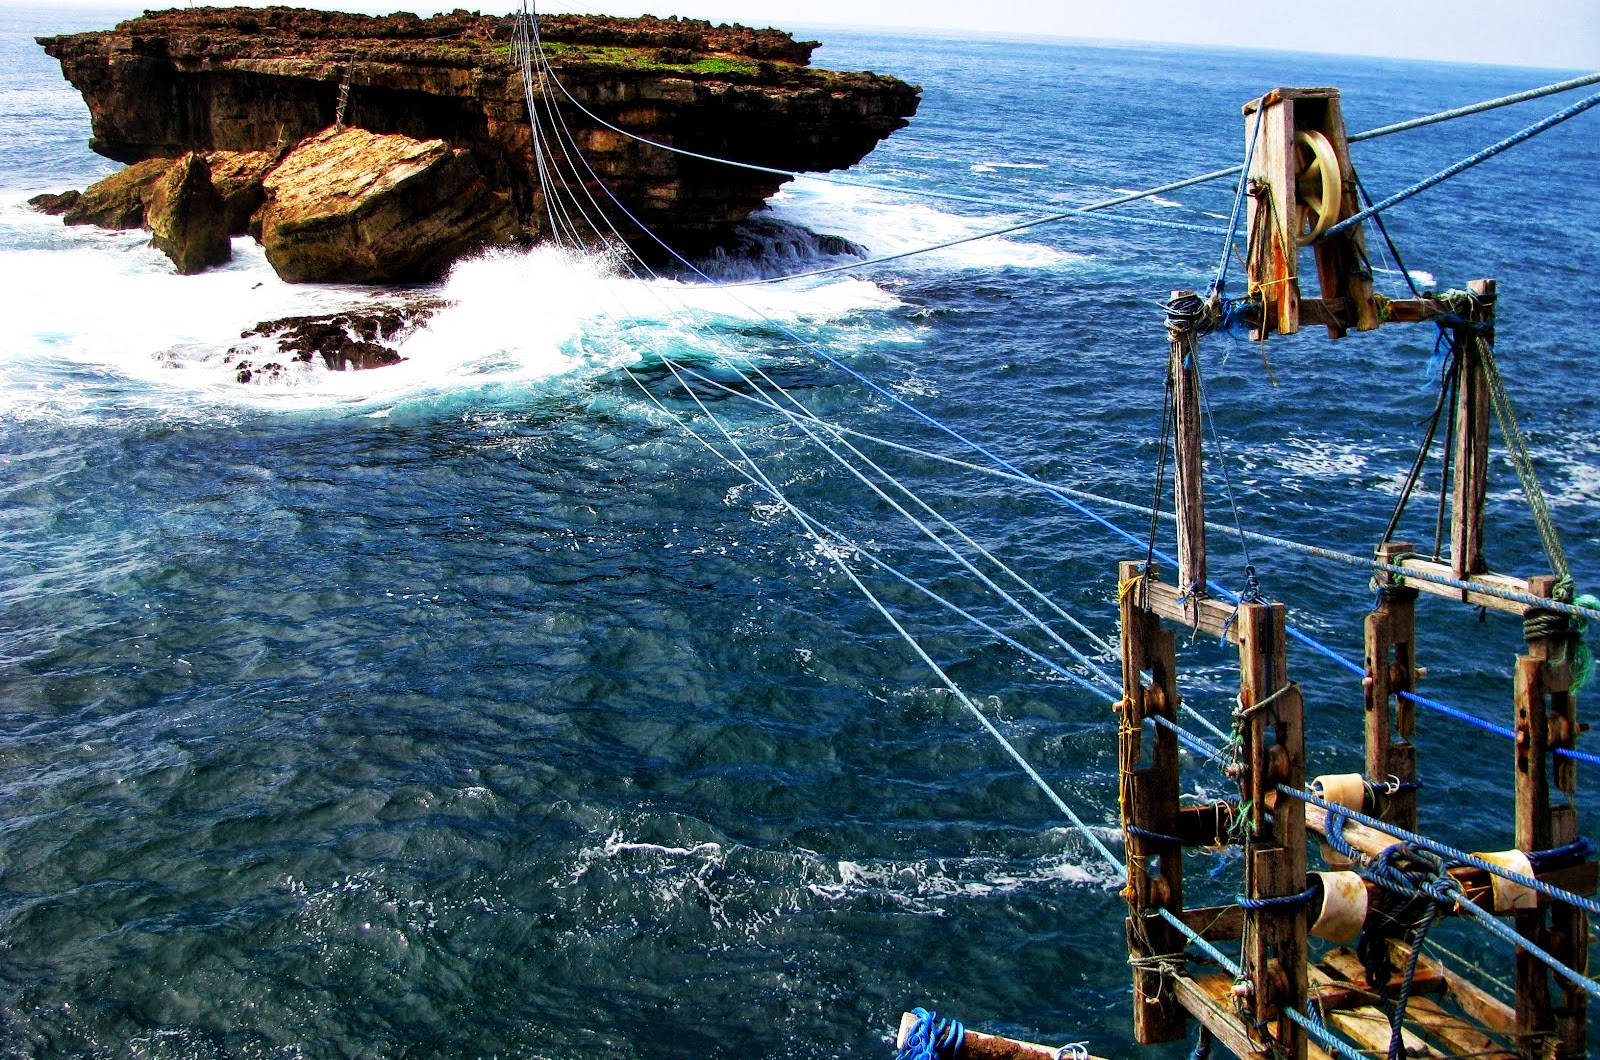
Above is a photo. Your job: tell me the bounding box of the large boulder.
[257,127,517,284]
[62,157,173,228]
[145,152,232,274]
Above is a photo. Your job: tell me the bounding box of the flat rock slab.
[258,126,517,284]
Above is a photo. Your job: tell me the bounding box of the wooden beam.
[1450,278,1495,579]
[1390,556,1534,615]
[1172,975,1271,1060]
[1140,575,1240,644]
[1168,292,1208,613]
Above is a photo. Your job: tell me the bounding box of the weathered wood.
[1365,541,1420,832]
[1391,556,1533,615]
[1303,91,1378,337]
[1388,941,1519,1037]
[1319,948,1446,1000]
[1118,560,1187,1045]
[1171,904,1245,941]
[1515,574,1589,1058]
[893,1013,1114,1060]
[1405,997,1521,1060]
[1140,577,1240,643]
[1168,293,1208,614]
[1450,279,1495,579]
[1236,601,1307,1060]
[1515,574,1555,1048]
[1172,975,1270,1060]
[1242,90,1302,337]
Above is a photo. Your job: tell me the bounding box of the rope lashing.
[1155,907,1242,976]
[896,1008,966,1060]
[1236,885,1318,910]
[1321,85,1600,241]
[1127,825,1187,846]
[1285,786,1600,917]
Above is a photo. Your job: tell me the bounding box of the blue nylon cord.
[1323,87,1600,240]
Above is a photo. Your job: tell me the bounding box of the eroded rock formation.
[37,6,920,278]
[257,126,517,283]
[145,151,232,274]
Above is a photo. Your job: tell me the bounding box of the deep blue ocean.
[1,6,1598,1057]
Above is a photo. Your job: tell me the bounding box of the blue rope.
[1211,99,1265,297]
[1285,1008,1369,1060]
[1322,86,1600,240]
[530,14,1600,782]
[1155,907,1242,976]
[1127,825,1186,846]
[1399,690,1600,766]
[1285,786,1600,918]
[1236,885,1317,910]
[896,1008,966,1060]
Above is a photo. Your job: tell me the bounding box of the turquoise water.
[2,7,1598,1057]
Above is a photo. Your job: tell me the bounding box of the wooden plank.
[1326,1004,1446,1058]
[1406,997,1520,1060]
[893,1013,1115,1060]
[1450,279,1494,579]
[1391,556,1534,615]
[1141,576,1240,644]
[1172,975,1269,1060]
[1389,942,1518,1037]
[1168,293,1208,615]
[1319,948,1445,1000]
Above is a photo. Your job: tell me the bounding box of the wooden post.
[1242,91,1302,338]
[1451,279,1496,581]
[1118,561,1187,1045]
[1167,292,1208,618]
[1237,601,1307,1060]
[1515,574,1585,1058]
[1365,540,1419,832]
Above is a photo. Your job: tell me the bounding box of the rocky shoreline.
[34,6,920,291]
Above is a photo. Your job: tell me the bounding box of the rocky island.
[35,6,920,284]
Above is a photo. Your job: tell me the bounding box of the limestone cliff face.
[38,7,921,255]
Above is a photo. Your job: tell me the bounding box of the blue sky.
[23,0,1600,70]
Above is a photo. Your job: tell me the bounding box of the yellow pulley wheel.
[1293,129,1343,245]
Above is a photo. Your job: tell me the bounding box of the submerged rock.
[232,297,446,379]
[145,151,232,274]
[28,190,81,214]
[258,126,516,284]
